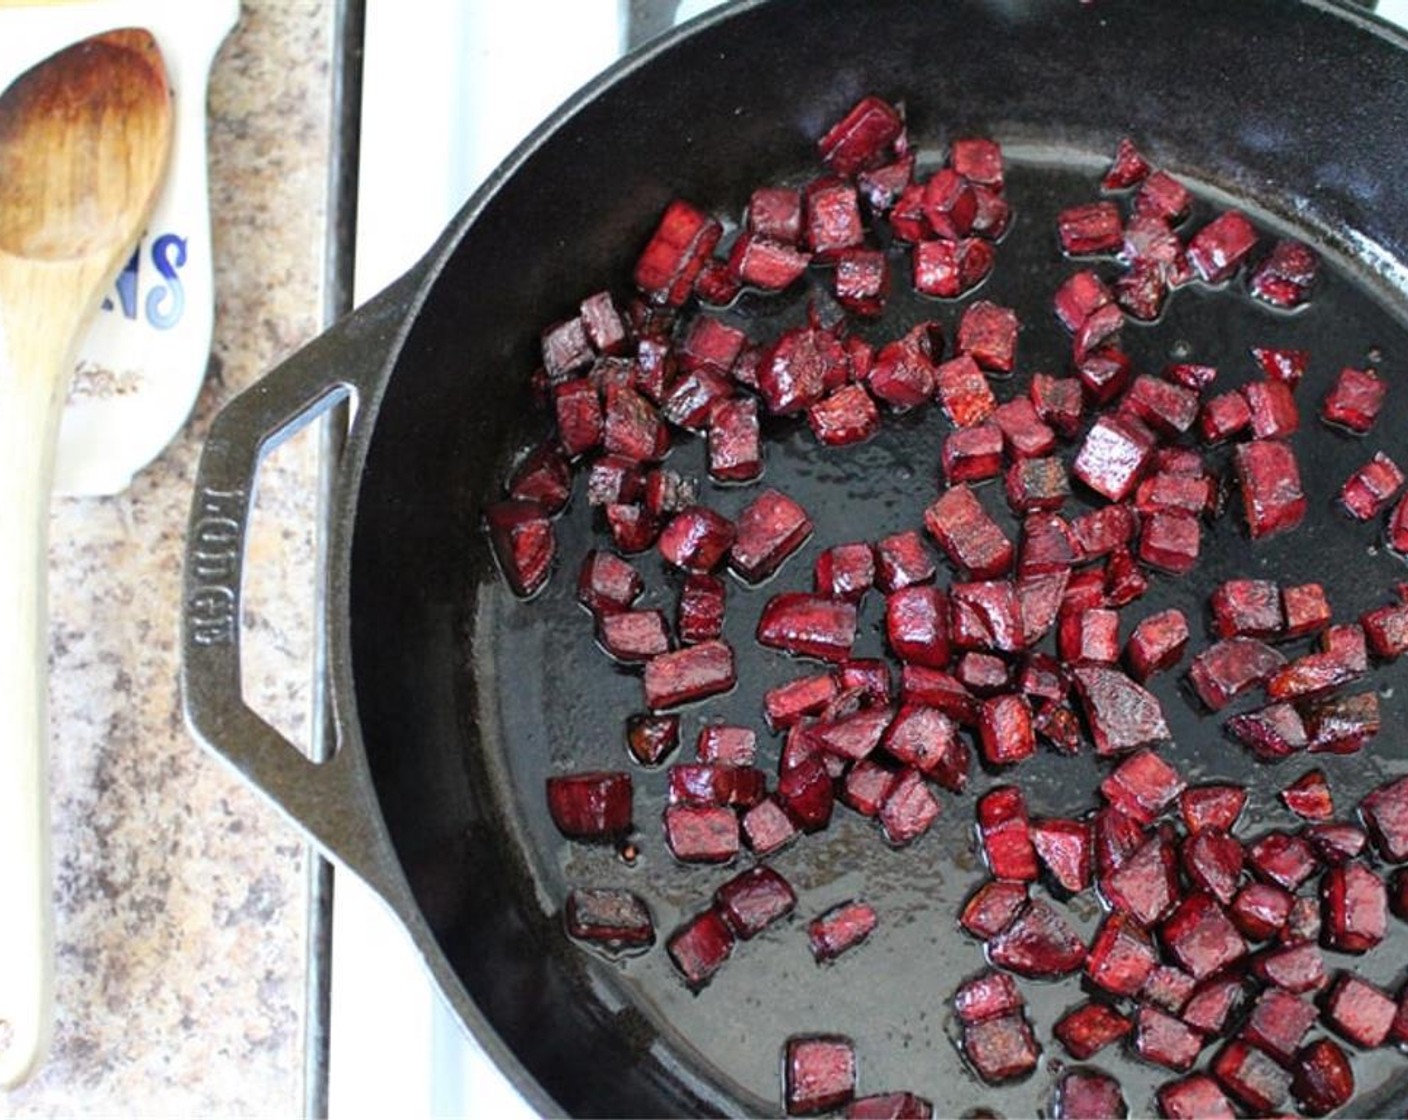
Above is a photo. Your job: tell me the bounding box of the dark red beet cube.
[1030,373,1084,437]
[1306,822,1367,865]
[634,198,722,307]
[1249,238,1319,308]
[598,609,670,662]
[1292,1038,1355,1117]
[1188,637,1286,711]
[1073,302,1125,363]
[1115,259,1169,320]
[784,1034,856,1116]
[1322,365,1386,433]
[1059,201,1124,255]
[1123,375,1200,437]
[696,262,745,307]
[1324,972,1397,1047]
[759,324,848,415]
[1105,832,1180,927]
[1235,439,1307,539]
[977,785,1039,882]
[1304,690,1380,753]
[578,290,628,356]
[658,506,736,573]
[857,152,915,213]
[1053,269,1114,332]
[957,300,1018,373]
[1244,987,1318,1063]
[1134,169,1191,222]
[1135,1005,1204,1072]
[1102,136,1152,190]
[1187,211,1258,283]
[730,489,812,584]
[912,237,994,298]
[808,706,893,764]
[485,499,555,598]
[588,455,644,507]
[1182,977,1245,1034]
[949,579,1024,652]
[578,550,643,616]
[882,704,960,779]
[1361,774,1408,862]
[706,396,761,483]
[604,503,659,554]
[808,900,877,961]
[742,797,799,856]
[954,970,1024,1026]
[845,1093,933,1120]
[819,94,903,175]
[1283,582,1332,638]
[1030,817,1092,893]
[667,908,734,989]
[1157,1075,1236,1120]
[643,640,736,710]
[759,593,857,663]
[694,724,754,767]
[1059,608,1120,666]
[804,178,865,258]
[959,880,1027,939]
[1074,414,1156,502]
[869,530,933,593]
[1243,377,1299,440]
[677,572,726,645]
[714,865,796,939]
[1072,665,1171,756]
[507,443,571,514]
[924,484,1013,578]
[1100,748,1186,824]
[935,354,998,428]
[988,899,1087,978]
[777,754,835,833]
[663,804,739,863]
[1181,829,1244,905]
[842,758,899,818]
[1161,892,1247,979]
[1180,784,1248,835]
[1227,702,1308,761]
[1247,830,1316,890]
[867,331,939,410]
[1230,881,1294,942]
[1134,471,1213,518]
[921,168,978,239]
[666,367,736,432]
[994,399,1057,461]
[729,231,812,291]
[1199,390,1252,443]
[546,771,632,839]
[1052,1071,1125,1120]
[765,673,839,731]
[808,383,883,447]
[1071,504,1137,561]
[962,1013,1039,1085]
[1279,768,1333,821]
[1323,860,1387,952]
[1054,1001,1132,1060]
[1005,457,1070,515]
[969,183,1012,238]
[1138,511,1201,575]
[565,887,654,952]
[1210,579,1283,640]
[1341,450,1405,519]
[977,694,1035,767]
[942,424,1004,483]
[951,136,1005,187]
[832,247,890,317]
[1211,1040,1290,1114]
[1257,943,1328,999]
[603,383,669,463]
[1087,912,1158,996]
[1362,600,1408,658]
[746,185,804,243]
[541,316,593,382]
[1126,609,1189,681]
[626,714,679,767]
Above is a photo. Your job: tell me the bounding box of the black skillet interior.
[347,1,1408,1115]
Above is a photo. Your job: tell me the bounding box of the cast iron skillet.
[184,1,1408,1114]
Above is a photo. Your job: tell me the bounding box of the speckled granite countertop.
[5,3,332,1114]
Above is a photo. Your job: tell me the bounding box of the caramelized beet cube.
[1280,768,1333,821]
[1188,637,1286,711]
[1134,471,1213,518]
[605,502,659,554]
[921,169,978,239]
[1292,1039,1355,1117]
[1340,450,1404,519]
[950,579,1024,652]
[696,724,755,766]
[1157,1075,1236,1120]
[1054,1001,1132,1060]
[1054,269,1115,332]
[643,640,736,710]
[1020,513,1077,576]
[1324,972,1397,1047]
[1060,608,1121,666]
[784,1034,857,1116]
[485,499,555,598]
[1243,378,1299,440]
[1005,457,1070,514]
[808,706,893,763]
[667,908,734,989]
[815,543,877,604]
[1182,977,1246,1034]
[1249,237,1319,308]
[842,758,899,818]
[707,396,762,483]
[1138,511,1200,575]
[857,153,915,213]
[765,673,840,732]
[1100,749,1186,824]
[731,489,812,584]
[777,754,835,832]
[957,300,1019,373]
[879,768,940,846]
[1135,1005,1204,1072]
[1134,171,1192,222]
[962,1013,1039,1084]
[989,899,1086,978]
[714,866,797,939]
[1115,259,1168,320]
[599,609,670,662]
[959,880,1027,939]
[542,316,593,381]
[1102,136,1152,190]
[742,796,799,856]
[759,593,857,662]
[881,704,959,777]
[809,900,877,961]
[1306,822,1367,865]
[1161,892,1247,978]
[1227,701,1307,761]
[1246,830,1316,891]
[1304,690,1380,753]
[1212,1041,1290,1114]
[658,506,736,572]
[729,231,812,290]
[951,136,1005,187]
[867,329,939,410]
[1323,860,1387,952]
[546,771,632,839]
[924,484,1013,578]
[1230,881,1293,942]
[1074,302,1126,363]
[1361,774,1408,862]
[634,198,722,307]
[1142,968,1199,1013]
[809,383,883,447]
[626,713,680,767]
[976,694,1035,767]
[845,1093,933,1120]
[1059,201,1124,255]
[1072,665,1171,756]
[677,572,726,644]
[1211,579,1283,640]
[1126,609,1189,680]
[995,397,1059,461]
[760,324,848,415]
[1071,503,1137,561]
[643,469,696,518]
[589,455,644,507]
[1052,1071,1126,1120]
[871,530,934,593]
[1187,210,1259,282]
[1322,365,1386,433]
[1199,390,1252,443]
[1280,583,1330,638]
[663,804,739,863]
[746,185,804,243]
[804,178,865,258]
[1030,817,1091,893]
[1362,600,1408,658]
[833,247,890,317]
[507,443,571,514]
[942,424,1004,483]
[565,887,654,951]
[977,785,1039,882]
[912,237,994,297]
[1105,832,1180,926]
[1235,439,1307,539]
[1179,785,1247,837]
[1087,912,1158,996]
[578,550,643,616]
[935,354,998,428]
[1243,987,1317,1064]
[1074,414,1156,502]
[1123,375,1200,438]
[819,94,903,175]
[1030,373,1084,437]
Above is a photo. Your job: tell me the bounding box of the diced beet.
[867,332,939,410]
[1362,600,1408,659]
[1055,274,1114,342]
[1340,450,1405,520]
[742,796,799,856]
[1138,511,1201,575]
[1073,302,1126,365]
[658,506,736,572]
[955,969,1027,1029]
[706,397,762,483]
[1059,607,1120,667]
[1161,892,1247,979]
[954,652,1009,695]
[1029,818,1091,894]
[1211,1040,1290,1114]
[1322,860,1387,953]
[1073,414,1156,502]
[911,236,994,298]
[969,184,1012,239]
[838,659,890,706]
[977,786,1039,882]
[1052,1071,1125,1120]
[1133,169,1191,222]
[1054,1001,1133,1061]
[666,762,764,809]
[935,354,998,429]
[1324,972,1397,1048]
[1306,822,1367,865]
[809,900,878,961]
[1188,637,1286,711]
[784,1034,856,1116]
[989,898,1087,978]
[1230,881,1294,942]
[949,136,1004,188]
[1077,349,1134,409]
[1279,584,1330,640]
[1249,237,1319,308]
[808,706,893,763]
[677,572,726,645]
[1248,346,1307,388]
[1101,136,1152,190]
[1226,702,1308,762]
[973,694,1033,767]
[1059,201,1124,255]
[842,758,899,818]
[1125,609,1189,682]
[694,725,755,767]
[921,168,978,240]
[1178,785,1247,837]
[777,754,835,832]
[589,455,644,508]
[1199,390,1252,444]
[765,673,840,732]
[1157,1075,1236,1120]
[663,804,739,863]
[808,383,884,447]
[1187,211,1258,283]
[1209,579,1282,641]
[714,866,797,939]
[485,499,556,598]
[1180,829,1244,906]
[1135,1005,1204,1072]
[565,887,655,954]
[603,383,670,463]
[815,542,877,603]
[959,881,1028,942]
[1299,693,1379,752]
[1280,895,1322,946]
[941,424,1004,485]
[1277,768,1333,822]
[1105,832,1180,926]
[729,231,812,291]
[758,593,857,663]
[666,908,734,989]
[1182,977,1245,1035]
[1122,211,1191,284]
[864,531,933,595]
[845,1092,933,1120]
[1069,505,1135,563]
[643,640,736,710]
[1243,987,1318,1064]
[1100,749,1186,824]
[804,178,865,258]
[834,247,891,317]
[626,713,679,767]
[962,1012,1040,1085]
[1071,665,1171,757]
[1091,806,1146,883]
[857,153,915,214]
[634,198,722,306]
[546,772,633,840]
[819,94,904,176]
[1115,259,1168,320]
[1246,830,1316,891]
[1292,1039,1355,1117]
[746,185,804,243]
[1361,774,1408,862]
[1030,373,1084,437]
[924,484,1013,578]
[991,401,1056,464]
[1253,940,1327,993]
[577,291,628,356]
[1134,472,1213,520]
[730,489,812,585]
[1322,365,1386,433]
[599,609,670,662]
[1122,376,1200,439]
[1087,912,1158,996]
[1003,457,1068,515]
[898,664,976,723]
[1235,439,1307,539]
[578,550,643,616]
[541,316,593,383]
[759,324,848,415]
[1243,378,1299,441]
[957,300,1019,374]
[604,502,659,554]
[507,443,572,515]
[878,704,958,780]
[948,579,1023,654]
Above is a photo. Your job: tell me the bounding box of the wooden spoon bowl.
[0,28,171,1089]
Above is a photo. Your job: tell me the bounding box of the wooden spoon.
[0,29,171,1088]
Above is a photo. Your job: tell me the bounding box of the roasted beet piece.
[603,383,669,463]
[714,866,797,939]
[1054,1001,1133,1062]
[1282,582,1332,638]
[842,758,899,818]
[589,455,644,507]
[746,185,804,242]
[1249,237,1319,308]
[1123,375,1200,438]
[730,489,812,584]
[742,797,799,856]
[1101,136,1152,190]
[1030,373,1084,437]
[598,609,670,662]
[808,383,884,447]
[1303,690,1380,753]
[485,499,555,598]
[1052,1071,1126,1120]
[941,424,1004,484]
[867,331,938,410]
[949,579,1024,653]
[565,887,655,954]
[804,177,865,258]
[1087,912,1158,996]
[706,396,761,483]
[1141,968,1195,1013]
[665,368,736,432]
[993,399,1057,462]
[1071,665,1171,757]
[988,899,1087,978]
[935,354,998,429]
[974,694,1033,767]
[784,1034,857,1116]
[1243,987,1318,1064]
[921,168,978,239]
[759,323,848,415]
[962,1012,1040,1085]
[643,639,736,710]
[1126,609,1189,681]
[1030,818,1091,894]
[1100,749,1186,824]
[666,761,764,808]
[1324,972,1397,1047]
[1257,944,1328,998]
[658,506,736,573]
[1105,832,1180,926]
[977,785,1039,882]
[729,231,812,291]
[911,236,994,297]
[1199,390,1252,443]
[808,706,893,763]
[959,880,1027,940]
[1161,892,1247,979]
[1073,414,1156,502]
[1138,511,1201,575]
[1292,1039,1355,1117]
[1059,607,1121,667]
[1134,169,1191,222]
[834,247,891,316]
[1054,269,1115,334]
[1059,201,1124,255]
[1226,702,1308,761]
[1182,977,1245,1035]
[758,593,857,662]
[809,900,878,961]
[578,550,643,616]
[954,970,1025,1027]
[1134,471,1212,517]
[819,94,903,175]
[1340,450,1405,520]
[881,704,959,778]
[663,804,739,863]
[1279,768,1333,821]
[626,713,680,767]
[1157,1075,1236,1120]
[1134,1005,1203,1073]
[1322,860,1387,952]
[1246,830,1317,891]
[1210,579,1283,640]
[1243,377,1299,440]
[1235,438,1307,539]
[546,772,632,840]
[866,530,933,594]
[1322,365,1386,433]
[1230,881,1293,942]
[1211,1040,1290,1114]
[845,1092,933,1120]
[1076,345,1134,405]
[1361,774,1408,862]
[1187,211,1258,283]
[777,754,835,832]
[1181,829,1244,906]
[857,152,916,214]
[1362,600,1408,659]
[667,908,734,989]
[765,673,840,731]
[1004,457,1070,515]
[815,542,877,604]
[634,198,723,306]
[1306,822,1367,865]
[1114,258,1167,320]
[695,724,756,766]
[604,502,659,554]
[541,316,594,382]
[677,572,726,644]
[1188,637,1285,711]
[957,300,1019,373]
[507,443,572,515]
[1179,784,1247,835]
[1070,504,1136,562]
[924,484,1013,578]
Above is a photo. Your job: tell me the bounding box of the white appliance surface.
[331,1,1408,1116]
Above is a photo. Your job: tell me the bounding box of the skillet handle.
[181,270,418,896]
